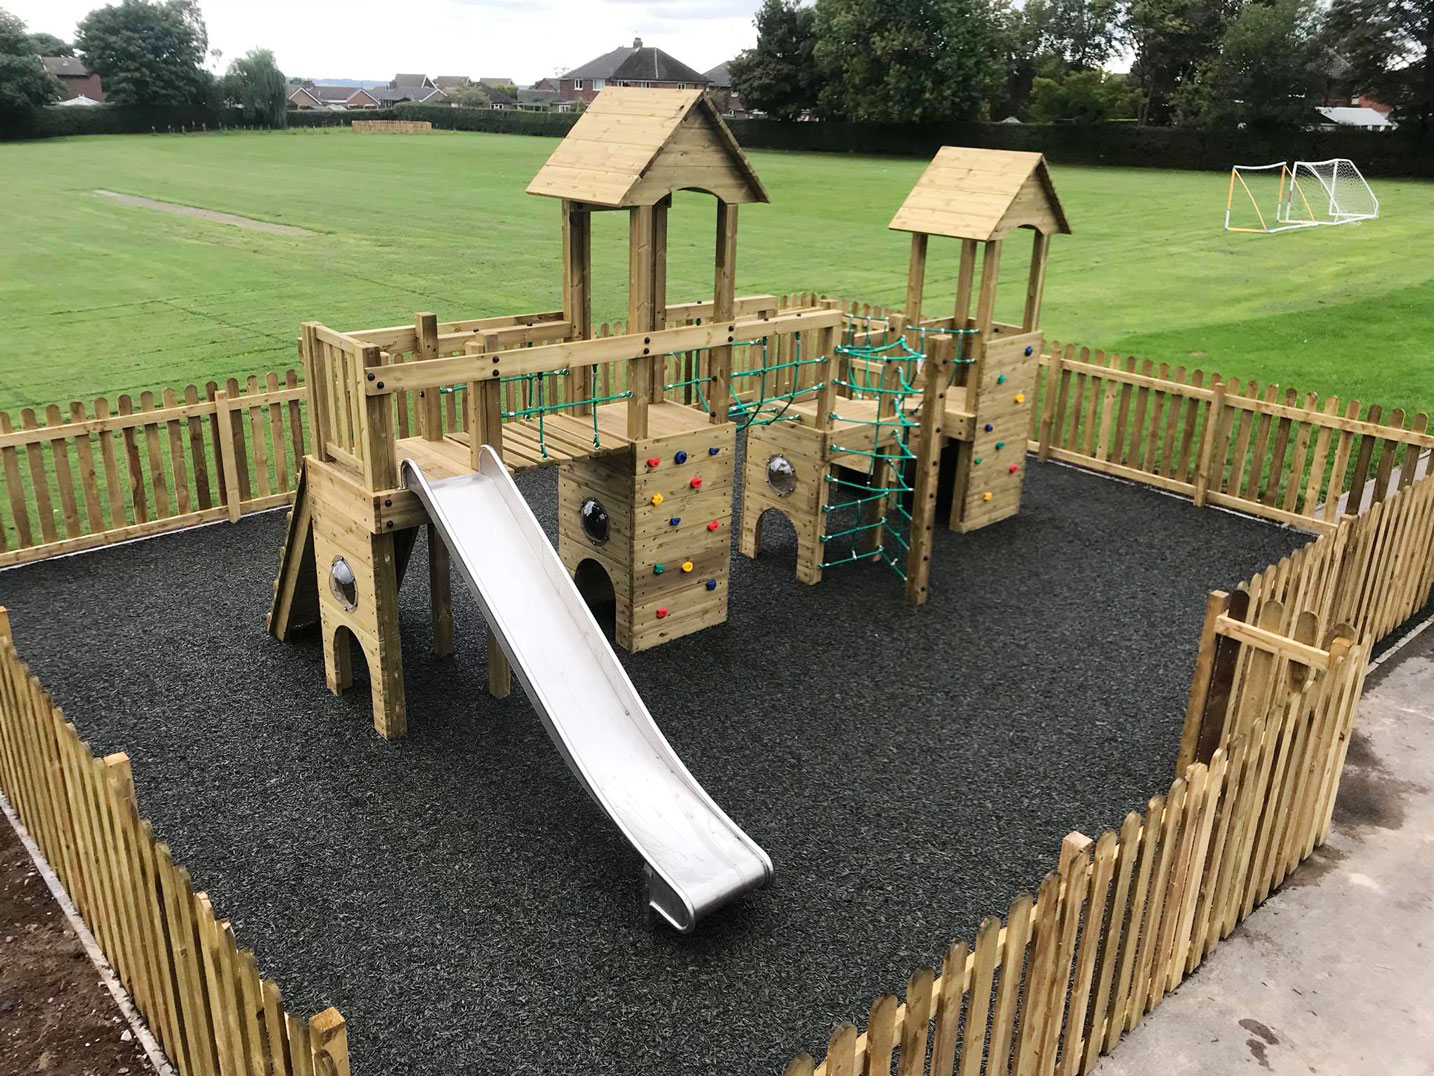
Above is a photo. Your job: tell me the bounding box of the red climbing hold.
[707,520,720,531]
[656,607,669,619]
[646,457,661,468]
[1009,464,1020,474]
[690,477,703,489]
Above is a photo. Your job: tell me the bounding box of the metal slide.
[401,447,773,931]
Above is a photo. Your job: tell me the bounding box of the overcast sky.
[6,0,758,83]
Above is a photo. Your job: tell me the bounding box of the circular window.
[766,454,797,497]
[579,497,610,545]
[329,556,358,611]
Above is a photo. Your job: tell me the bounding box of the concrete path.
[1093,623,1434,1075]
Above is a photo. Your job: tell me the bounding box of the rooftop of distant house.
[561,38,709,85]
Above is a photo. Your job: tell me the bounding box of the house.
[531,77,559,92]
[1315,105,1397,129]
[434,75,471,91]
[558,38,709,104]
[41,56,104,102]
[517,86,560,111]
[702,61,745,117]
[373,74,447,105]
[287,83,381,110]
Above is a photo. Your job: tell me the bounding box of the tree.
[995,0,1122,119]
[1030,69,1142,121]
[76,0,212,107]
[813,0,1006,122]
[0,8,61,120]
[1176,0,1325,129]
[1126,0,1244,124]
[1325,0,1432,129]
[445,82,492,107]
[729,0,820,120]
[26,32,73,56]
[224,47,286,127]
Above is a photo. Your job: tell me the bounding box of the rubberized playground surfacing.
[0,459,1303,1075]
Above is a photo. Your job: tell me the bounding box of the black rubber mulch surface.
[0,458,1304,1075]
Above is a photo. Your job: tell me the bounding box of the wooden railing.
[1030,343,1432,532]
[786,465,1434,1076]
[0,609,349,1076]
[0,372,307,568]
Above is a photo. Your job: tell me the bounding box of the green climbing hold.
[996,440,1005,450]
[997,374,1006,384]
[975,457,983,465]
[653,563,666,575]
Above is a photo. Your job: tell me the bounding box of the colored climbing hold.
[707,520,720,532]
[646,456,661,468]
[681,561,694,573]
[708,446,720,455]
[651,493,664,506]
[1015,393,1026,404]
[1025,346,1034,356]
[669,517,681,526]
[974,457,983,465]
[996,440,1005,450]
[675,450,688,464]
[690,477,703,489]
[1009,464,1020,474]
[983,491,993,502]
[656,607,669,619]
[997,374,1006,384]
[984,423,994,433]
[653,563,666,575]
[706,579,718,591]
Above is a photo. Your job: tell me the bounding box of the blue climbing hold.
[708,446,720,456]
[669,517,681,526]
[705,579,718,591]
[675,450,688,464]
[1025,346,1034,356]
[984,423,994,433]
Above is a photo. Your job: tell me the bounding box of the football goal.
[1224,159,1378,233]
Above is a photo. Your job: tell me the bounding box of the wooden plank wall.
[1030,342,1432,533]
[0,372,307,568]
[0,610,350,1076]
[788,465,1434,1076]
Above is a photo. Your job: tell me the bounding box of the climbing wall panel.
[739,420,828,584]
[951,329,1042,533]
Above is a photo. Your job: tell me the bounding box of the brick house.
[41,56,104,102]
[288,84,382,110]
[558,38,708,105]
[702,61,745,117]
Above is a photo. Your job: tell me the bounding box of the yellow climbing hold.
[1015,393,1026,404]
[651,493,664,506]
[983,491,993,502]
[681,560,694,573]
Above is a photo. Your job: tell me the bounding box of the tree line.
[729,0,1432,131]
[0,0,288,128]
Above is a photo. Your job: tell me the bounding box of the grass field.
[1,128,1432,415]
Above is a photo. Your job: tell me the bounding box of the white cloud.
[6,0,755,82]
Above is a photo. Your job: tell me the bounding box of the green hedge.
[727,118,1434,177]
[288,104,579,137]
[0,104,269,140]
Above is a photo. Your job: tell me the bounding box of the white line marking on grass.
[94,190,313,235]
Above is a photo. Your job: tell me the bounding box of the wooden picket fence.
[0,609,350,1076]
[1030,343,1432,533]
[0,372,308,567]
[786,464,1434,1076]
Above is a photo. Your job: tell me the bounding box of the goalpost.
[1224,159,1378,233]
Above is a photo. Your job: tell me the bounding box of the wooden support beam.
[416,312,442,440]
[906,334,952,605]
[904,233,928,327]
[1177,590,1231,773]
[953,240,977,330]
[627,204,656,439]
[648,196,670,401]
[562,201,594,413]
[1214,613,1333,670]
[428,522,453,658]
[708,200,739,424]
[1023,231,1050,332]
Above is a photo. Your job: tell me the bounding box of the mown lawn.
[1,128,1431,414]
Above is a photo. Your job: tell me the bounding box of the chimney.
[633,37,643,48]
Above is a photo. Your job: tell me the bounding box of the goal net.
[1225,159,1378,233]
[1285,159,1379,225]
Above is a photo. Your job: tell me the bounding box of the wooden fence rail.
[0,371,308,568]
[786,464,1434,1076]
[1030,343,1432,533]
[0,609,350,1076]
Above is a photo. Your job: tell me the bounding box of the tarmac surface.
[0,457,1306,1075]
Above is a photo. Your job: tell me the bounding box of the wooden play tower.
[267,88,842,737]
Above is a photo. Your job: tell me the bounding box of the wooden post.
[648,196,670,401]
[1037,344,1063,461]
[1177,589,1232,773]
[626,205,656,438]
[1192,378,1226,507]
[358,346,395,491]
[562,201,594,415]
[428,522,453,658]
[906,334,951,605]
[470,330,510,698]
[416,313,442,440]
[969,239,1003,381]
[904,233,928,326]
[1023,230,1051,332]
[300,323,332,463]
[708,200,738,424]
[309,1008,350,1076]
[953,239,977,329]
[212,390,243,523]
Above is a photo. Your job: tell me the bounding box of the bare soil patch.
[0,815,153,1075]
[93,190,312,236]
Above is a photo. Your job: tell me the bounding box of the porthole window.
[329,556,358,610]
[766,454,797,497]
[579,497,610,545]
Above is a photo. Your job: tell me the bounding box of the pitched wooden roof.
[889,147,1071,241]
[527,87,768,207]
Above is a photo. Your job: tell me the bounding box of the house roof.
[1316,105,1395,127]
[42,56,90,77]
[434,75,470,89]
[373,85,446,104]
[562,41,708,85]
[528,86,766,207]
[889,147,1070,242]
[310,84,364,103]
[703,62,732,88]
[58,94,103,107]
[393,73,432,87]
[288,87,323,105]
